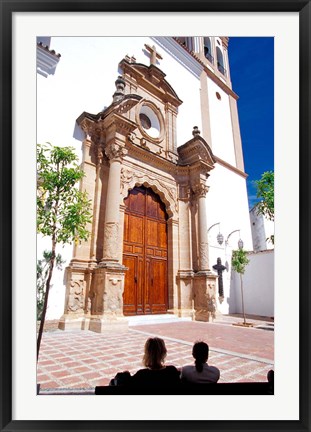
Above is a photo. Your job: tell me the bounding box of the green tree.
[37,251,65,320]
[37,143,92,360]
[231,249,250,325]
[254,170,274,220]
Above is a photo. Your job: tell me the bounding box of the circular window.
[139,105,161,139]
[139,113,152,130]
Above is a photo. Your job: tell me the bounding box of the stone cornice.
[178,135,216,168]
[214,156,248,179]
[37,43,61,77]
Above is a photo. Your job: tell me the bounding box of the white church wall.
[207,78,236,166]
[206,163,253,314]
[231,250,274,317]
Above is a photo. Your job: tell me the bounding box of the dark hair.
[192,341,209,373]
[143,337,167,369]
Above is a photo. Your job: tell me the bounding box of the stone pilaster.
[192,181,210,271]
[88,265,128,333]
[176,185,194,317]
[191,180,221,322]
[100,143,127,264]
[193,272,218,322]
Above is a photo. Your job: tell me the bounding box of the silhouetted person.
[181,341,220,384]
[132,337,180,387]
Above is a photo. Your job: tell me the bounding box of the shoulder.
[181,365,195,373]
[165,365,180,375]
[133,368,149,378]
[207,365,220,375]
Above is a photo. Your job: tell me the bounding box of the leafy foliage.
[36,143,92,359]
[37,251,65,320]
[37,143,92,245]
[231,249,250,275]
[254,170,274,221]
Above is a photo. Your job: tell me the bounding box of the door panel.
[150,259,167,313]
[123,187,168,315]
[123,255,137,315]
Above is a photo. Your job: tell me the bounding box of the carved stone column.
[176,184,194,317]
[101,143,127,264]
[89,142,129,333]
[192,180,219,322]
[193,181,210,271]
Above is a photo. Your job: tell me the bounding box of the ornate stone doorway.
[123,186,168,315]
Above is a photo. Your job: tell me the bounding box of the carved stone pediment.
[119,58,183,107]
[178,135,216,169]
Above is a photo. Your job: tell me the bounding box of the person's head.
[143,337,167,369]
[192,341,209,372]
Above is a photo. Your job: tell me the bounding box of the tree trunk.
[37,245,55,361]
[240,273,246,325]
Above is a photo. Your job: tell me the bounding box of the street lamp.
[226,229,244,250]
[207,222,224,245]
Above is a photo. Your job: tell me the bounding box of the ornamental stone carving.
[104,278,123,315]
[105,143,128,161]
[192,182,209,198]
[67,279,85,314]
[120,168,177,217]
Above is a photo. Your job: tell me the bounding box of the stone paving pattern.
[37,317,274,392]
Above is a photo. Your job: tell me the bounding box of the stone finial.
[192,126,201,136]
[112,75,125,103]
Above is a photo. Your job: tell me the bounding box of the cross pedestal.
[193,272,221,322]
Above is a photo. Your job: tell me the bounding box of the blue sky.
[228,37,274,210]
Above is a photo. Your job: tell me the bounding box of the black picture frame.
[1,1,310,431]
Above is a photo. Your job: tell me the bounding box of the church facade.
[37,36,253,330]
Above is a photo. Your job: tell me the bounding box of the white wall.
[230,250,274,317]
[206,163,253,315]
[207,78,236,166]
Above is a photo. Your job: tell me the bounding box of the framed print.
[1,0,310,431]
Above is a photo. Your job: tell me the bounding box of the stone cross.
[144,44,163,66]
[212,257,227,298]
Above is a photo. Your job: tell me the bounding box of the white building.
[37,36,255,329]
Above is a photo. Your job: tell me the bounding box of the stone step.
[127,314,192,326]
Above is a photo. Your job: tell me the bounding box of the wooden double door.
[123,186,168,315]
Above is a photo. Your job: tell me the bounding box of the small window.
[216,47,226,76]
[203,37,213,63]
[216,92,221,100]
[140,113,151,129]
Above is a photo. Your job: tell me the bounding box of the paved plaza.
[37,315,274,394]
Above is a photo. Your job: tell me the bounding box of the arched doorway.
[123,186,168,315]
